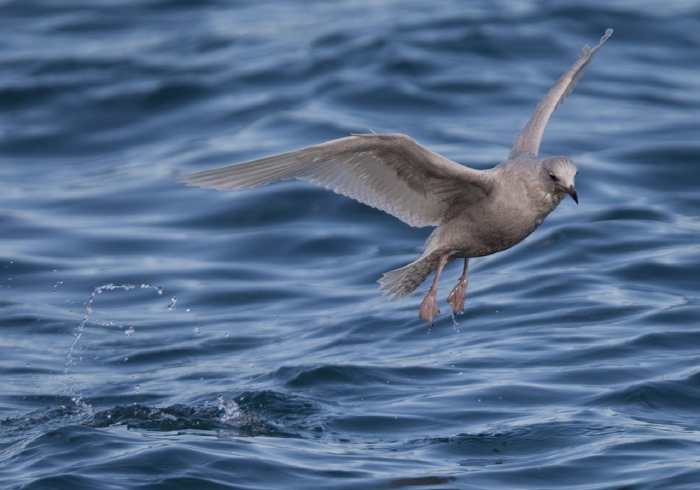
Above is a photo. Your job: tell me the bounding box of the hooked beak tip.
[568,185,579,204]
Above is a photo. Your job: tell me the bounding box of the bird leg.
[447,259,469,314]
[419,253,451,326]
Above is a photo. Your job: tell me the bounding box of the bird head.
[541,156,578,204]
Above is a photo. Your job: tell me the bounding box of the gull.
[183,29,612,325]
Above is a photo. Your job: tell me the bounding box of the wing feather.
[183,133,494,227]
[509,29,612,159]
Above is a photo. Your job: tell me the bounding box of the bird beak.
[567,185,579,204]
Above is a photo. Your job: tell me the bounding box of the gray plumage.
[183,29,612,325]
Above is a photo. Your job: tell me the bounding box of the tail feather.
[377,255,439,299]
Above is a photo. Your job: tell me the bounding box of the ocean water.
[2,1,700,488]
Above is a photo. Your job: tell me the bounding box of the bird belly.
[441,203,542,258]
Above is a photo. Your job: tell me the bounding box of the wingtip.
[180,172,217,189]
[581,29,613,56]
[179,174,198,187]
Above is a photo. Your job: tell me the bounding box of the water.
[2,1,700,488]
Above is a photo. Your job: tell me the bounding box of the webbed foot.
[419,292,440,326]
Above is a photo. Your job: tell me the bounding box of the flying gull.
[184,29,612,325]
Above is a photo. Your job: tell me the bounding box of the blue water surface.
[2,1,700,489]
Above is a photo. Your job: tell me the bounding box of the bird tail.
[378,254,439,299]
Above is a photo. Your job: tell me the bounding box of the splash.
[217,394,243,424]
[64,283,164,410]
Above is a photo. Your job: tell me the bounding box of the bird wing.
[183,133,494,227]
[509,29,612,160]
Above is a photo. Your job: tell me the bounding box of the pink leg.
[447,259,469,314]
[419,253,451,326]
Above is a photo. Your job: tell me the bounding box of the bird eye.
[549,173,558,181]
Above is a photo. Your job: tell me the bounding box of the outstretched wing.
[183,133,494,227]
[509,29,612,159]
